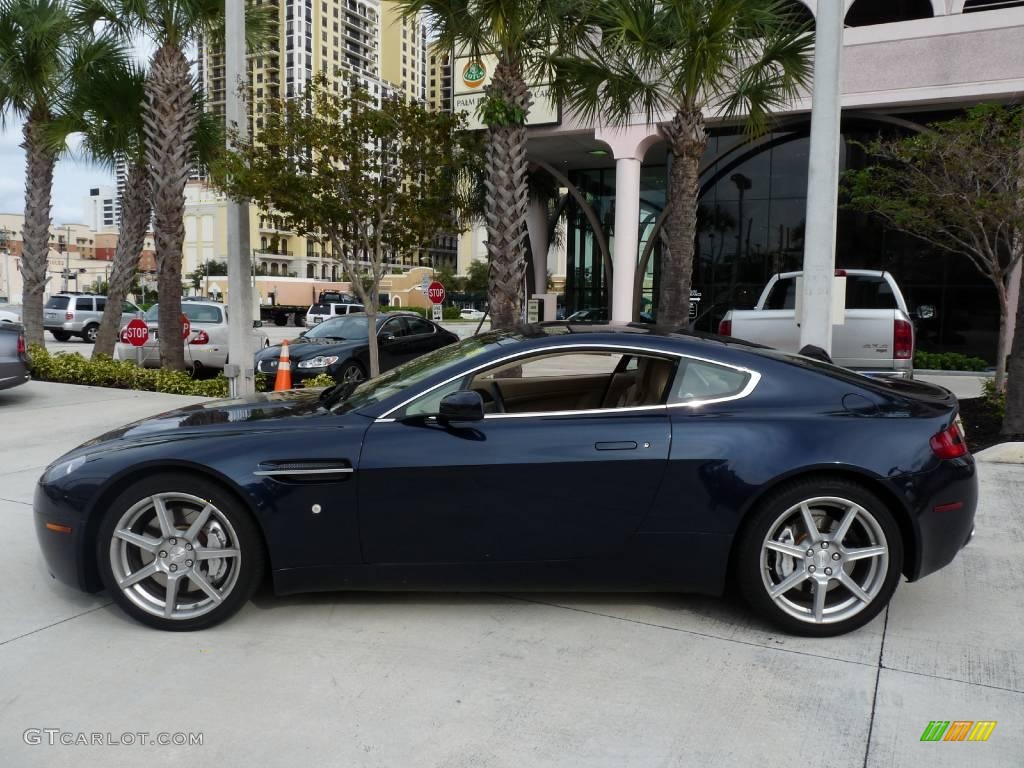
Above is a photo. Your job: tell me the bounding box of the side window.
[670,359,752,404]
[95,298,107,311]
[75,298,93,311]
[380,317,407,337]
[406,317,434,336]
[395,375,468,418]
[477,351,624,380]
[763,278,796,310]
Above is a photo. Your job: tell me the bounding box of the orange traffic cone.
[273,340,292,391]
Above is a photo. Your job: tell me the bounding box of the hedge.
[913,350,989,372]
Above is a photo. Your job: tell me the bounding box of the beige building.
[427,40,452,114]
[380,1,427,103]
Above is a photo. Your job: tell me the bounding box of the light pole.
[225,0,255,396]
[798,0,845,353]
[0,226,10,302]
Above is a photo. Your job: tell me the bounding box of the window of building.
[845,0,933,26]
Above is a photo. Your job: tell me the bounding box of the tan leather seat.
[618,358,673,408]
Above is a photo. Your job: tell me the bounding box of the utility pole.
[798,0,844,353]
[225,0,255,396]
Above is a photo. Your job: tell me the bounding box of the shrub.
[913,350,988,372]
[982,378,1006,418]
[442,305,461,320]
[386,305,427,317]
[29,345,230,398]
[303,373,336,388]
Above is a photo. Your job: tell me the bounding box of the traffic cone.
[273,340,292,391]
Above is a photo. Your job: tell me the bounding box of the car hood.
[80,390,338,448]
[256,337,364,360]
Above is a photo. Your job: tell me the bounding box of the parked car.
[0,322,29,390]
[114,300,270,372]
[0,304,22,324]
[36,323,975,634]
[256,311,458,386]
[305,301,364,327]
[43,293,141,343]
[718,270,915,378]
[459,308,485,321]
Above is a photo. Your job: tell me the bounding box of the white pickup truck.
[717,270,914,379]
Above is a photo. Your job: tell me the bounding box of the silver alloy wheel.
[341,364,364,385]
[108,492,242,621]
[84,325,98,343]
[759,496,889,625]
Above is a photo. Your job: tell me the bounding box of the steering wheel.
[477,381,506,414]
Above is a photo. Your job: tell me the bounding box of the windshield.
[305,315,369,339]
[331,331,523,413]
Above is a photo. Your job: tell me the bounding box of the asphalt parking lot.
[1,381,1021,767]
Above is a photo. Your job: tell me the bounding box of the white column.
[611,157,641,322]
[225,0,255,396]
[526,197,549,295]
[799,0,844,353]
[1004,258,1022,362]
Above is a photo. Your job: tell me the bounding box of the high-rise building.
[82,186,119,233]
[427,40,452,113]
[379,1,427,102]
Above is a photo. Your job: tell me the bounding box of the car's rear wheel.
[334,360,365,386]
[96,473,265,631]
[51,330,71,341]
[735,478,902,637]
[82,324,98,343]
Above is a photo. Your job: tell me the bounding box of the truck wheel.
[273,313,287,326]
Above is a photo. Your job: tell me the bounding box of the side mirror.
[253,320,263,328]
[298,330,307,337]
[438,391,485,423]
[379,331,396,344]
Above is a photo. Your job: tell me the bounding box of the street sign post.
[427,281,446,304]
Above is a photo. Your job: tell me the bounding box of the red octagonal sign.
[427,281,446,304]
[123,318,149,347]
[180,314,191,340]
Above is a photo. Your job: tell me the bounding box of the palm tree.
[557,0,812,326]
[51,60,222,357]
[76,0,274,369]
[0,0,125,347]
[398,0,586,330]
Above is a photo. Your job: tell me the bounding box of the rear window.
[763,275,897,310]
[45,296,69,310]
[309,304,330,315]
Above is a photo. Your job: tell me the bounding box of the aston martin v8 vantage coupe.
[34,324,976,634]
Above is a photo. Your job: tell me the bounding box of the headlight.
[297,355,340,369]
[43,455,88,484]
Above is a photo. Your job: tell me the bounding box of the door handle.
[595,441,638,451]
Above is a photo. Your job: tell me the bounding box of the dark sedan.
[0,322,30,391]
[35,324,976,635]
[254,311,458,385]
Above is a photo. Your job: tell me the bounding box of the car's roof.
[775,269,886,279]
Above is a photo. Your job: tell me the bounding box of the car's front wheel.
[735,478,902,637]
[96,473,265,631]
[334,360,366,386]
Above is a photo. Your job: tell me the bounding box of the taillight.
[17,333,26,357]
[834,269,847,277]
[894,318,913,360]
[718,318,732,336]
[189,330,210,345]
[930,420,967,459]
[119,328,129,343]
[65,312,73,320]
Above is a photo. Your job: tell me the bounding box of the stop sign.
[123,318,149,347]
[427,281,446,304]
[180,314,191,340]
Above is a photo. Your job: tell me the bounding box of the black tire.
[82,324,99,343]
[734,477,903,637]
[51,330,71,341]
[273,313,287,326]
[333,360,366,386]
[96,472,266,631]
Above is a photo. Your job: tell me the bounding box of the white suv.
[44,294,141,343]
[305,302,364,326]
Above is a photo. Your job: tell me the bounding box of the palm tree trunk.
[94,159,151,357]
[659,109,707,329]
[20,115,56,349]
[1005,241,1024,435]
[484,62,531,330]
[144,44,197,371]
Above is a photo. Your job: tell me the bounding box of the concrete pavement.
[0,381,1021,767]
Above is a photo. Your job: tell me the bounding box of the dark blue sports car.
[34,324,977,635]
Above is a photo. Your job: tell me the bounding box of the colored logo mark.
[920,721,997,742]
[463,61,486,89]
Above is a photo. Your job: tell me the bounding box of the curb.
[974,442,1024,464]
[915,370,993,378]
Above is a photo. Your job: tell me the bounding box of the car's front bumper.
[33,481,99,593]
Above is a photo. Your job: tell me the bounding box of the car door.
[377,316,412,370]
[402,316,445,359]
[356,347,675,564]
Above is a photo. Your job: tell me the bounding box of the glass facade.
[563,114,1002,362]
